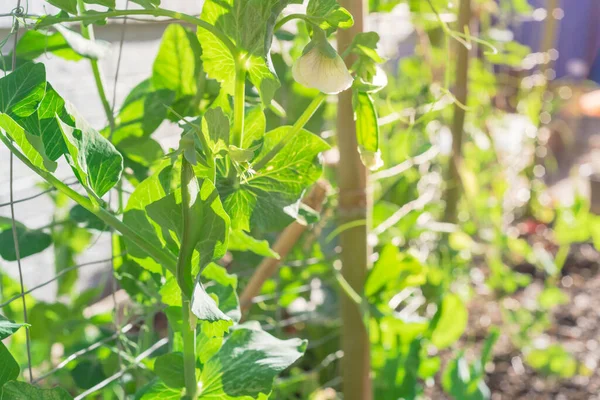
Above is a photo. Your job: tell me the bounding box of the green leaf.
[70,360,106,390]
[69,205,108,231]
[0,62,46,118]
[228,230,279,258]
[191,281,233,335]
[242,106,266,149]
[15,84,68,163]
[222,126,329,231]
[0,315,26,340]
[198,0,293,106]
[110,79,174,144]
[0,113,51,171]
[202,107,230,154]
[431,294,468,349]
[366,245,425,299]
[0,343,19,388]
[1,381,73,400]
[0,224,52,261]
[146,179,230,270]
[138,380,182,400]
[53,25,110,60]
[124,161,175,273]
[442,353,489,400]
[153,24,200,100]
[307,0,354,31]
[57,102,124,198]
[202,263,240,323]
[154,353,185,388]
[198,324,306,398]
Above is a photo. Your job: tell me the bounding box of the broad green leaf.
[0,62,46,118]
[15,84,68,163]
[146,179,229,269]
[198,324,306,398]
[154,353,185,388]
[138,380,182,399]
[0,315,26,340]
[1,381,73,400]
[525,344,579,378]
[53,25,110,60]
[222,126,329,231]
[0,113,49,171]
[202,107,230,154]
[69,205,108,231]
[6,30,81,68]
[70,360,106,390]
[307,0,354,31]
[191,281,233,335]
[228,230,279,258]
[0,224,52,261]
[0,343,19,388]
[152,24,200,100]
[198,0,293,106]
[366,245,425,299]
[57,102,124,198]
[202,263,240,323]
[110,79,175,145]
[124,161,175,273]
[431,294,468,349]
[355,91,379,153]
[242,106,266,149]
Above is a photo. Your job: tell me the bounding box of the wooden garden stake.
[337,0,373,398]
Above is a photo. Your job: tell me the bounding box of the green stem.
[176,159,197,300]
[274,13,314,32]
[0,134,178,274]
[253,93,326,171]
[231,65,247,148]
[181,298,198,399]
[76,0,115,131]
[35,8,238,57]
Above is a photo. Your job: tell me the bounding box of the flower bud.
[292,36,353,95]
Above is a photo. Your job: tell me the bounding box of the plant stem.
[178,158,198,398]
[76,0,115,131]
[176,159,197,300]
[0,134,178,274]
[231,65,247,148]
[442,0,471,224]
[35,8,237,57]
[181,297,198,399]
[274,13,313,32]
[336,0,372,398]
[253,93,326,171]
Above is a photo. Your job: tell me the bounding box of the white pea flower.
[292,39,353,95]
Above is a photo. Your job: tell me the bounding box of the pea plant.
[0,0,386,399]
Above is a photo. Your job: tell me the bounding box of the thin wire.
[0,180,79,208]
[0,255,125,309]
[108,2,129,392]
[8,0,33,382]
[74,338,168,400]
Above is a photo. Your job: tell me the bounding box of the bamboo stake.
[239,181,329,314]
[442,0,472,224]
[337,0,372,398]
